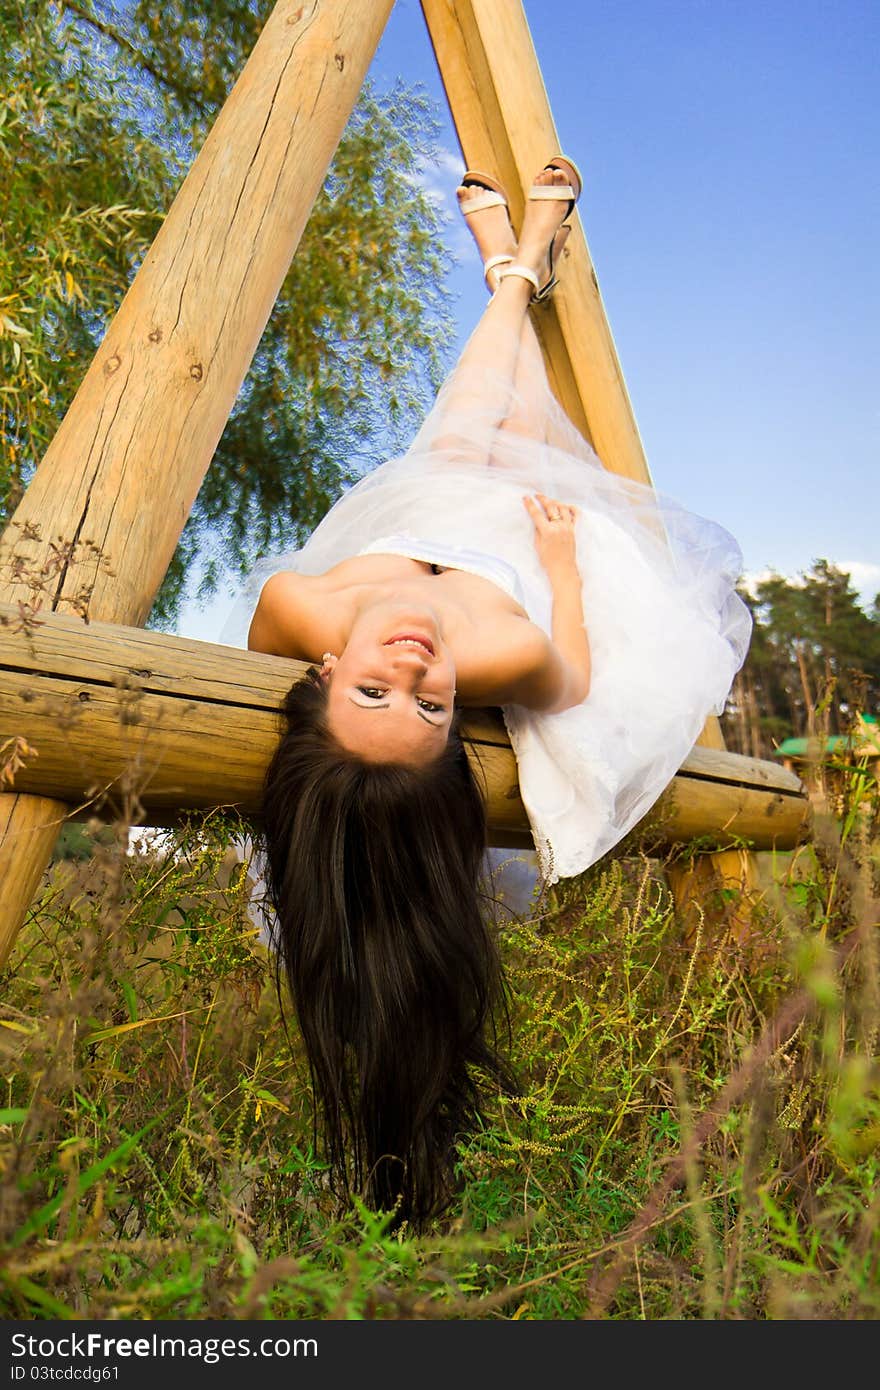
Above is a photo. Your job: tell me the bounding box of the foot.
[513,164,575,299]
[456,176,518,292]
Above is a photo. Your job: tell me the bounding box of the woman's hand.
[523,493,580,578]
[523,493,591,705]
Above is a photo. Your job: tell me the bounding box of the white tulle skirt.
[221,333,752,883]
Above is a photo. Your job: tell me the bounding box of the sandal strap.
[496,263,540,295]
[483,253,514,291]
[528,184,577,201]
[460,189,508,214]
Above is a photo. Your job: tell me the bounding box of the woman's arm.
[482,620,588,713]
[521,493,591,712]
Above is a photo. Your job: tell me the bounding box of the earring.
[321,652,335,663]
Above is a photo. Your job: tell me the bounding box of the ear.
[319,653,338,682]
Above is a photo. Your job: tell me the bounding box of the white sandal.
[496,226,572,304]
[459,171,517,292]
[497,155,583,303]
[530,155,583,224]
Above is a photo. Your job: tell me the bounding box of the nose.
[389,648,429,678]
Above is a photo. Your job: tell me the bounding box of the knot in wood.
[103,353,122,376]
[148,327,163,343]
[335,52,345,70]
[189,362,204,381]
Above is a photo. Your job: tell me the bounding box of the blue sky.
[179,0,878,640]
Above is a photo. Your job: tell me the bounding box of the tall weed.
[1,759,878,1319]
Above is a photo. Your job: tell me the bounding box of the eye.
[357,686,387,700]
[417,698,444,714]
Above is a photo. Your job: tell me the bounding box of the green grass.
[1,768,878,1320]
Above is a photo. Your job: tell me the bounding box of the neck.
[323,582,378,653]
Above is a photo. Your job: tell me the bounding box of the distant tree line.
[720,560,880,758]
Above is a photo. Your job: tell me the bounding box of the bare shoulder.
[247,570,328,660]
[458,616,563,709]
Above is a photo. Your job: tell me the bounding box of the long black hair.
[260,667,516,1228]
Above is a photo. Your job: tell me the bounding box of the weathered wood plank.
[0,607,811,851]
[0,604,804,784]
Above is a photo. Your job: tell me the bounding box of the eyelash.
[357,686,444,714]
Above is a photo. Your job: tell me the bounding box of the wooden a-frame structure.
[0,0,809,965]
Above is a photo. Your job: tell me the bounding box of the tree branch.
[59,0,211,117]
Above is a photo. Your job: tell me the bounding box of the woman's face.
[322,599,456,766]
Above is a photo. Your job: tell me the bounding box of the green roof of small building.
[774,735,855,757]
[773,715,878,759]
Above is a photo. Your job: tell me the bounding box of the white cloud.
[838,560,880,610]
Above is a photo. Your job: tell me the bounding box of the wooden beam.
[0,793,68,967]
[0,603,811,847]
[0,0,394,957]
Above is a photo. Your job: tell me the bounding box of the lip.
[384,632,436,657]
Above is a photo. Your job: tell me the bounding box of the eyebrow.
[345,696,444,727]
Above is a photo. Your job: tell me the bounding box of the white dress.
[221,339,752,884]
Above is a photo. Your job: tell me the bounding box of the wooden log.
[0,606,811,854]
[665,848,768,950]
[0,793,69,966]
[0,0,394,959]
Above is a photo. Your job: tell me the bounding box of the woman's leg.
[496,310,549,442]
[427,167,573,453]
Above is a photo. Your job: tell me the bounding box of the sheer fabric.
[221,330,752,882]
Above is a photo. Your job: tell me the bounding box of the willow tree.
[1,0,454,624]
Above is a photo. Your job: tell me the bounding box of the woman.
[230,158,752,1227]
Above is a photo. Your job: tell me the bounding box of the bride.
[232,157,752,1228]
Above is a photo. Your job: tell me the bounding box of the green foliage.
[0,0,168,514]
[2,770,879,1319]
[1,0,455,624]
[725,560,880,757]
